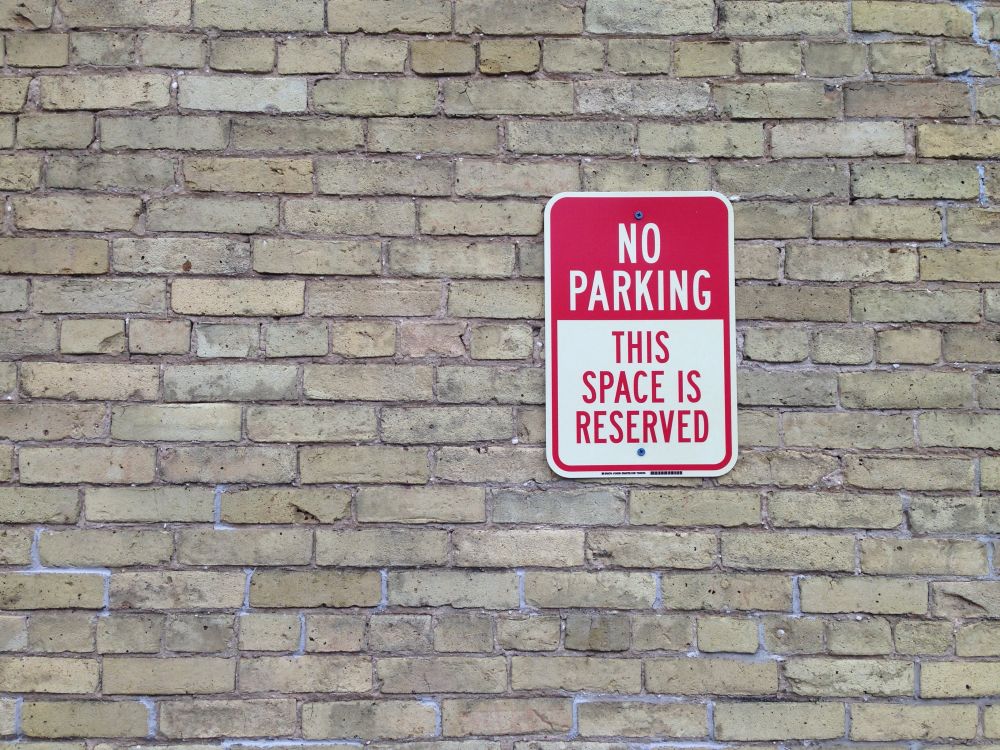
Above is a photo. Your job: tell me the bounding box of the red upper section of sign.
[547,193,731,322]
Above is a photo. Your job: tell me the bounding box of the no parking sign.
[545,192,737,478]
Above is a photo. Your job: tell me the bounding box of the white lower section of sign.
[555,318,728,469]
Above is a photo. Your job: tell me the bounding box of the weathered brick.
[853,0,972,36]
[715,702,844,741]
[578,80,710,116]
[850,704,976,740]
[164,364,297,401]
[304,700,437,739]
[0,656,99,693]
[160,698,297,739]
[721,1,847,35]
[442,698,571,736]
[389,571,518,609]
[179,76,306,112]
[86,487,210,523]
[301,445,429,484]
[328,0,450,32]
[240,655,371,693]
[846,81,969,118]
[20,446,155,484]
[772,122,905,158]
[250,570,379,608]
[101,114,226,150]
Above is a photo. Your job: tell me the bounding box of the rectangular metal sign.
[545,192,737,478]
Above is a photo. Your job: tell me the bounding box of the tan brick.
[231,115,362,152]
[632,489,759,527]
[608,39,672,74]
[59,318,123,355]
[357,486,485,524]
[451,529,582,568]
[436,445,549,482]
[846,81,968,118]
[579,79,710,116]
[176,528,310,566]
[103,656,233,695]
[840,371,971,409]
[240,655,370,692]
[382,406,512,444]
[17,112,91,148]
[715,81,840,119]
[858,456,971,493]
[304,700,437,740]
[871,40,930,72]
[390,239,514,278]
[39,529,171,568]
[14,194,140,232]
[40,74,168,110]
[328,0,450,32]
[301,445,428,484]
[110,404,239,442]
[250,570,380,608]
[305,364,432,401]
[277,37,340,73]
[389,571,518,609]
[85,487,208,523]
[850,704,976,740]
[316,529,447,566]
[286,198,415,236]
[247,405,375,443]
[457,0,581,34]
[480,39,539,74]
[183,157,311,193]
[164,364,297,401]
[114,238,249,275]
[160,698,297,739]
[512,656,639,692]
[784,658,913,697]
[697,616,758,653]
[805,41,865,76]
[179,75,305,112]
[412,40,475,74]
[895,620,951,655]
[674,40,736,75]
[853,0,973,36]
[801,576,927,615]
[0,656,98,693]
[544,39,604,72]
[647,657,777,695]
[585,530,713,569]
[769,491,901,529]
[853,162,980,200]
[20,446,154,485]
[586,0,710,32]
[140,31,205,67]
[147,196,278,233]
[22,700,148,738]
[639,122,763,158]
[379,657,506,694]
[330,321,395,358]
[722,531,854,571]
[442,698,571,737]
[161,446,295,483]
[918,125,1000,161]
[578,702,706,738]
[369,118,497,154]
[739,40,801,74]
[315,79,436,116]
[444,79,574,116]
[456,160,578,198]
[715,702,844,741]
[0,403,103,441]
[524,572,654,609]
[877,328,941,364]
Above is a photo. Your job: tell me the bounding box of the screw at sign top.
[634,211,644,220]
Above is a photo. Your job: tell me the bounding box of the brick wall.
[1,0,999,744]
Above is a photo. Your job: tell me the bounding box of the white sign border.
[544,191,738,479]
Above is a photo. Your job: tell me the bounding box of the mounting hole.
[637,447,646,457]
